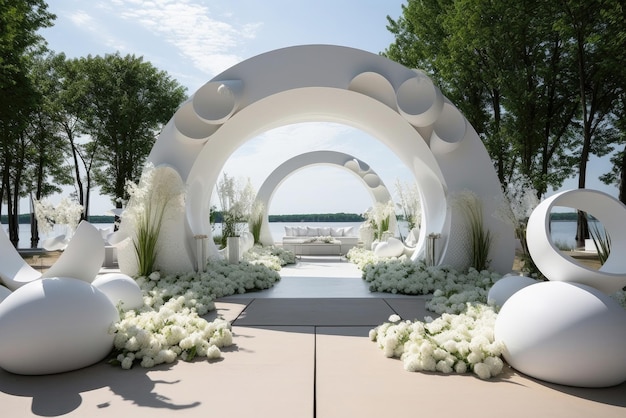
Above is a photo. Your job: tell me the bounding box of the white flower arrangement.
[360,257,499,306]
[395,179,421,231]
[242,244,296,270]
[216,173,256,240]
[346,246,385,269]
[110,259,281,369]
[370,304,504,380]
[495,178,540,276]
[304,236,340,244]
[364,200,395,240]
[33,197,83,235]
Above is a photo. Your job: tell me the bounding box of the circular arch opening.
[186,87,445,260]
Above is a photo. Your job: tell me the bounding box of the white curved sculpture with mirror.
[526,188,626,294]
[495,188,626,387]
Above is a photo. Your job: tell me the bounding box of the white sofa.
[282,226,359,256]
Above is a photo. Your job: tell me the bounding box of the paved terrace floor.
[0,256,624,417]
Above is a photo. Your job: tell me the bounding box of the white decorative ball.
[92,273,144,310]
[0,277,119,375]
[495,281,626,387]
[487,274,538,308]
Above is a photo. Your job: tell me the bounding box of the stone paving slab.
[384,297,434,321]
[0,325,315,418]
[315,326,626,418]
[232,298,396,326]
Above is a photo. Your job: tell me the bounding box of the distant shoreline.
[3,211,580,224]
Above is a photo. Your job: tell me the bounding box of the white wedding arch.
[137,44,514,274]
[254,150,397,246]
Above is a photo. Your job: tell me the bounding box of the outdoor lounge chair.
[0,228,42,291]
[0,221,105,291]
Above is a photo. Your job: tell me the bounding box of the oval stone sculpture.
[487,274,538,308]
[494,281,626,387]
[92,273,144,311]
[374,237,404,258]
[0,277,119,375]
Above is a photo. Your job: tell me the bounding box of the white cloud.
[110,0,262,76]
[67,10,93,26]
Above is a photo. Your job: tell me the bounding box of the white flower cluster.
[33,197,83,234]
[496,178,539,227]
[304,236,339,244]
[361,257,499,304]
[242,244,296,270]
[395,179,422,230]
[346,247,385,269]
[112,296,232,369]
[370,304,504,380]
[111,260,281,369]
[364,200,395,238]
[425,268,501,314]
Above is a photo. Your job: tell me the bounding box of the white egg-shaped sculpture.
[0,285,11,303]
[0,277,119,375]
[92,273,144,310]
[374,237,404,258]
[494,281,626,387]
[487,274,538,308]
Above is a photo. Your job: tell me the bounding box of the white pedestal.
[227,236,240,264]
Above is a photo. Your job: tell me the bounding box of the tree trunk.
[66,125,86,219]
[619,147,626,204]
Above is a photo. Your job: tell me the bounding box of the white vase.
[227,236,240,264]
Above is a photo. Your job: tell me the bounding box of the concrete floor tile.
[314,327,626,418]
[233,298,395,326]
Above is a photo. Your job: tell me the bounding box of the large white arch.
[146,45,514,273]
[254,150,397,246]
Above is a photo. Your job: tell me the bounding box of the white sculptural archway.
[254,150,398,247]
[141,45,514,274]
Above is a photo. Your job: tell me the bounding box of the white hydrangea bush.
[110,259,281,369]
[370,304,504,380]
[243,244,296,270]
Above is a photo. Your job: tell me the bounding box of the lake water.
[6,220,582,249]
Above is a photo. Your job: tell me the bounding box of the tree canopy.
[384,0,625,203]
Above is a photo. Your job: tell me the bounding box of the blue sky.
[39,0,618,216]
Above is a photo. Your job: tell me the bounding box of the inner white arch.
[253,150,399,247]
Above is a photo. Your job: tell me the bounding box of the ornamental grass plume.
[249,201,264,244]
[453,190,492,272]
[123,164,184,276]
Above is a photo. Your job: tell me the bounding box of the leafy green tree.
[0,0,55,245]
[554,0,624,246]
[598,1,626,204]
[23,52,74,246]
[71,53,187,215]
[384,0,580,198]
